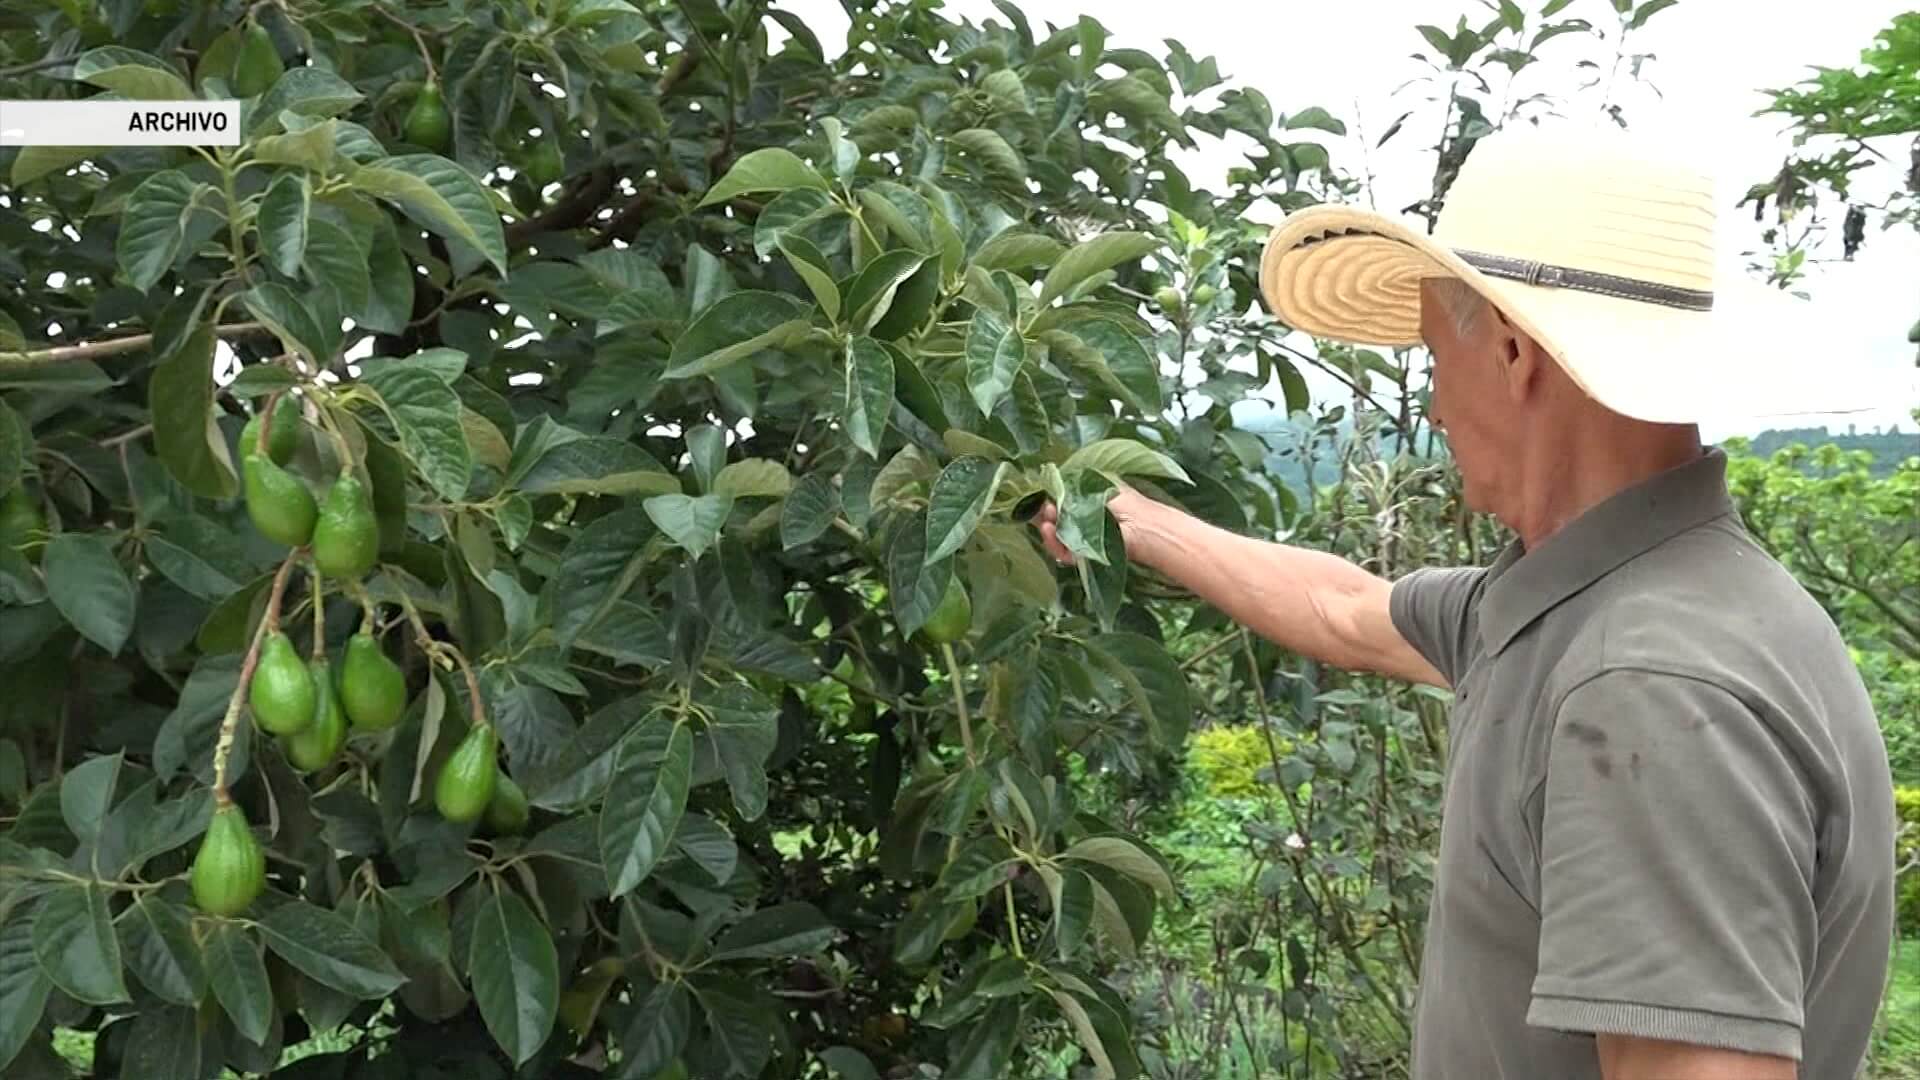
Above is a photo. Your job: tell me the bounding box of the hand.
[1032,486,1155,567]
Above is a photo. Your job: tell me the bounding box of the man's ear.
[1490,309,1546,402]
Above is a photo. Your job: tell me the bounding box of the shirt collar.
[1476,447,1737,657]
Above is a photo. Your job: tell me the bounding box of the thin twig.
[0,54,79,78]
[212,552,303,800]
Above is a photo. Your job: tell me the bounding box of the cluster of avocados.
[187,396,524,917]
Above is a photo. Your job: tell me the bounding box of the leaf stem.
[941,641,975,763]
[213,551,302,801]
[1004,881,1024,958]
[310,569,325,661]
[394,584,487,730]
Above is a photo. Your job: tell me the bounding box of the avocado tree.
[0,1,1351,1076]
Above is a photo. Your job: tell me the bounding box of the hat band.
[1452,249,1714,311]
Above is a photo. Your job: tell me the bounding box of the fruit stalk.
[257,391,281,457]
[395,582,488,732]
[212,551,301,800]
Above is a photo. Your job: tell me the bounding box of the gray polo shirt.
[1389,447,1896,1079]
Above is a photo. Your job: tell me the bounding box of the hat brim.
[1257,205,1900,426]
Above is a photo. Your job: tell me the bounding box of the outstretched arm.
[1034,490,1445,688]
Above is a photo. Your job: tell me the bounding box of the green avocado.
[484,772,530,835]
[434,724,498,823]
[232,23,284,98]
[285,658,348,771]
[403,81,451,151]
[243,452,317,548]
[191,802,266,917]
[249,631,315,735]
[312,472,379,580]
[240,395,301,465]
[339,632,407,731]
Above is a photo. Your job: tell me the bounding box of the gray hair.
[1426,277,1490,339]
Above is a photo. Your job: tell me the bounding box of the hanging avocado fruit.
[484,772,530,835]
[0,485,44,559]
[435,724,499,823]
[232,23,284,98]
[244,453,318,548]
[919,575,971,645]
[286,658,348,771]
[404,81,451,151]
[240,395,301,466]
[524,138,563,187]
[339,632,407,731]
[191,802,266,917]
[250,632,316,735]
[312,472,379,580]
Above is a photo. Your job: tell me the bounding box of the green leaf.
[0,914,52,1072]
[663,291,813,379]
[59,752,120,846]
[363,366,472,501]
[32,883,127,1005]
[1040,232,1160,305]
[754,187,841,260]
[698,147,829,207]
[43,533,136,655]
[117,170,221,292]
[925,456,1009,564]
[119,1004,205,1079]
[547,507,653,651]
[1084,632,1193,747]
[673,812,739,884]
[621,982,692,1078]
[1064,836,1175,899]
[120,896,205,1006]
[149,322,239,499]
[517,438,676,497]
[949,998,1021,1075]
[250,68,365,132]
[250,120,338,173]
[349,154,507,275]
[358,218,415,335]
[73,46,192,99]
[240,281,336,368]
[1285,105,1347,135]
[1061,439,1191,485]
[259,901,407,999]
[775,234,841,321]
[257,171,310,278]
[226,365,299,398]
[204,916,272,1046]
[819,1046,883,1080]
[712,459,793,499]
[600,719,692,898]
[708,902,836,962]
[780,472,840,549]
[888,510,952,638]
[844,337,895,459]
[643,494,734,558]
[965,308,1025,416]
[1050,320,1161,413]
[703,684,780,820]
[972,229,1065,271]
[842,249,927,332]
[469,888,559,1066]
[303,217,371,313]
[949,128,1026,185]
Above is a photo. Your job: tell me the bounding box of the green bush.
[1187,724,1289,798]
[1857,649,1920,784]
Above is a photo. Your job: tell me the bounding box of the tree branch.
[0,322,273,368]
[504,164,617,247]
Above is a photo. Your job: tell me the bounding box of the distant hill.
[1237,409,1918,493]
[1737,426,1920,476]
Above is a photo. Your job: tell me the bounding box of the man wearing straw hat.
[1036,123,1896,1079]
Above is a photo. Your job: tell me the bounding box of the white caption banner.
[0,100,241,146]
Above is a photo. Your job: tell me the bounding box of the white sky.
[779,0,1920,439]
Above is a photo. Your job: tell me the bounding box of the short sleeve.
[1387,566,1486,688]
[1527,668,1817,1060]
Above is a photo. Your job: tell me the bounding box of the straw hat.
[1257,121,1887,426]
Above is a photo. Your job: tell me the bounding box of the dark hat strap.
[1452,249,1714,311]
